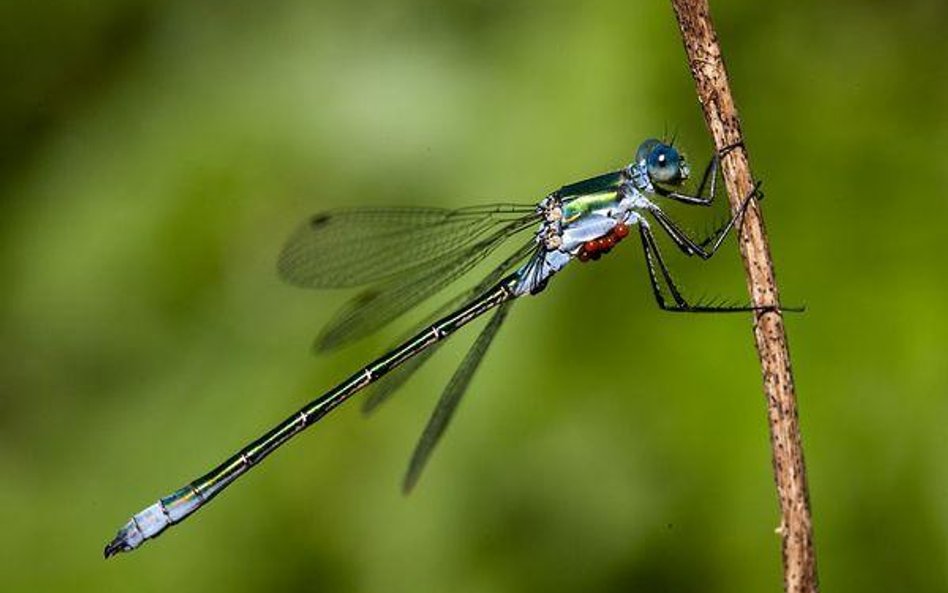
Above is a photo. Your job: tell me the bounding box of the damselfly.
[105,138,773,558]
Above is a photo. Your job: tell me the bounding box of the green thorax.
[556,170,624,224]
[561,191,622,224]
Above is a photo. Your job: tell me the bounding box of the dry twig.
[668,1,819,591]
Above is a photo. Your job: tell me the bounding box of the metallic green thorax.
[555,170,624,224]
[556,170,623,198]
[561,191,622,224]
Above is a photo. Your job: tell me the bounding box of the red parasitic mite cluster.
[576,222,630,263]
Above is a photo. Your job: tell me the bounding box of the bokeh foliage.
[2,0,947,591]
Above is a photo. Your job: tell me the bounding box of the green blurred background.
[2,0,947,591]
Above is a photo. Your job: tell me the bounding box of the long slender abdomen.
[105,275,519,558]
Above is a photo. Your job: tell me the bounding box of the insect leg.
[637,223,773,313]
[649,181,761,259]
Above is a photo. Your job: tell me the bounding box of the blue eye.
[635,138,662,164]
[646,144,686,184]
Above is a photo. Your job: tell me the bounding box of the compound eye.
[647,144,684,184]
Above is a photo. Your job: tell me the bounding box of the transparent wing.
[315,218,535,351]
[362,344,441,416]
[402,301,513,493]
[279,205,536,289]
[361,240,536,415]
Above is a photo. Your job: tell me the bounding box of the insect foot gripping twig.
[668,1,820,592]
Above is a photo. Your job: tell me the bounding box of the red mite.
[577,222,630,262]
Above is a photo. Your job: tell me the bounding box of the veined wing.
[278,205,537,289]
[315,217,535,351]
[361,240,536,415]
[402,300,513,493]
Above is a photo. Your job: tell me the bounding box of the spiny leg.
[637,223,772,313]
[638,223,687,309]
[650,180,762,260]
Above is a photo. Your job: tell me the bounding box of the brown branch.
[668,1,819,592]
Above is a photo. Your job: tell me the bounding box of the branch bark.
[668,2,819,592]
